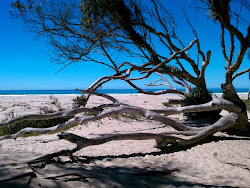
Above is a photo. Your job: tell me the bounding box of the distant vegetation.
[72,95,87,108]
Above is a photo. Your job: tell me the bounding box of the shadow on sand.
[0,161,237,188]
[1,135,248,188]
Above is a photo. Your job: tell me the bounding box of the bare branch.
[100,43,119,71]
[146,79,168,87]
[76,89,119,104]
[169,75,190,93]
[149,38,198,73]
[27,111,239,163]
[231,44,248,74]
[125,80,185,96]
[0,118,78,140]
[232,67,250,80]
[183,8,198,38]
[220,25,229,65]
[154,97,242,116]
[229,33,235,65]
[200,50,211,79]
[155,73,176,90]
[1,101,210,141]
[58,132,182,149]
[125,72,152,81]
[180,113,238,146]
[0,107,100,129]
[86,69,131,91]
[57,113,238,150]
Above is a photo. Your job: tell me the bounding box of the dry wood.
[56,113,238,151]
[28,112,238,163]
[0,92,242,142]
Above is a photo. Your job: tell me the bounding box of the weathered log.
[55,113,238,151]
[0,95,242,141]
[25,112,239,165]
[0,107,101,129]
[154,97,241,116]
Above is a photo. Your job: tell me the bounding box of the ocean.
[0,88,248,95]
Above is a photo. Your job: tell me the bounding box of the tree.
[203,0,250,132]
[0,0,249,160]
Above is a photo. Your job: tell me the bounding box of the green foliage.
[162,65,181,73]
[184,87,211,105]
[72,95,87,108]
[2,107,7,112]
[183,87,221,120]
[79,0,152,57]
[207,0,231,22]
[0,114,72,137]
[0,96,72,136]
[79,0,142,26]
[122,113,141,121]
[242,99,250,112]
[162,102,172,107]
[49,95,64,111]
[0,111,73,137]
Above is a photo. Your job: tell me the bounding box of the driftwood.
[58,112,238,149]
[0,89,244,164]
[0,91,241,141]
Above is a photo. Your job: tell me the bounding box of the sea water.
[0,88,248,95]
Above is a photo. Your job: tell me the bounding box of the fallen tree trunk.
[28,112,238,164]
[0,91,246,166]
[58,113,238,150]
[0,93,242,141]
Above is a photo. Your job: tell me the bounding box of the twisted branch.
[0,94,241,141]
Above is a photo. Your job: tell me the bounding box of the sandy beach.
[0,94,249,187]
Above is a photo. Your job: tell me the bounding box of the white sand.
[0,94,249,187]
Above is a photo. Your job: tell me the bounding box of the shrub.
[122,113,141,121]
[0,98,72,136]
[162,102,172,107]
[0,112,72,136]
[183,87,221,120]
[49,95,64,111]
[72,95,87,108]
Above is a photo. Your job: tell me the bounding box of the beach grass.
[0,96,74,137]
[0,116,74,137]
[122,113,141,120]
[162,102,173,107]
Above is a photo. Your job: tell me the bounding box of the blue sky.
[0,0,249,90]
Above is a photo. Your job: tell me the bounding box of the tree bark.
[221,83,250,135]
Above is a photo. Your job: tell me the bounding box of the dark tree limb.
[125,80,185,96]
[232,68,250,80]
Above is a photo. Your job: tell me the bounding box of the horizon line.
[0,87,249,91]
